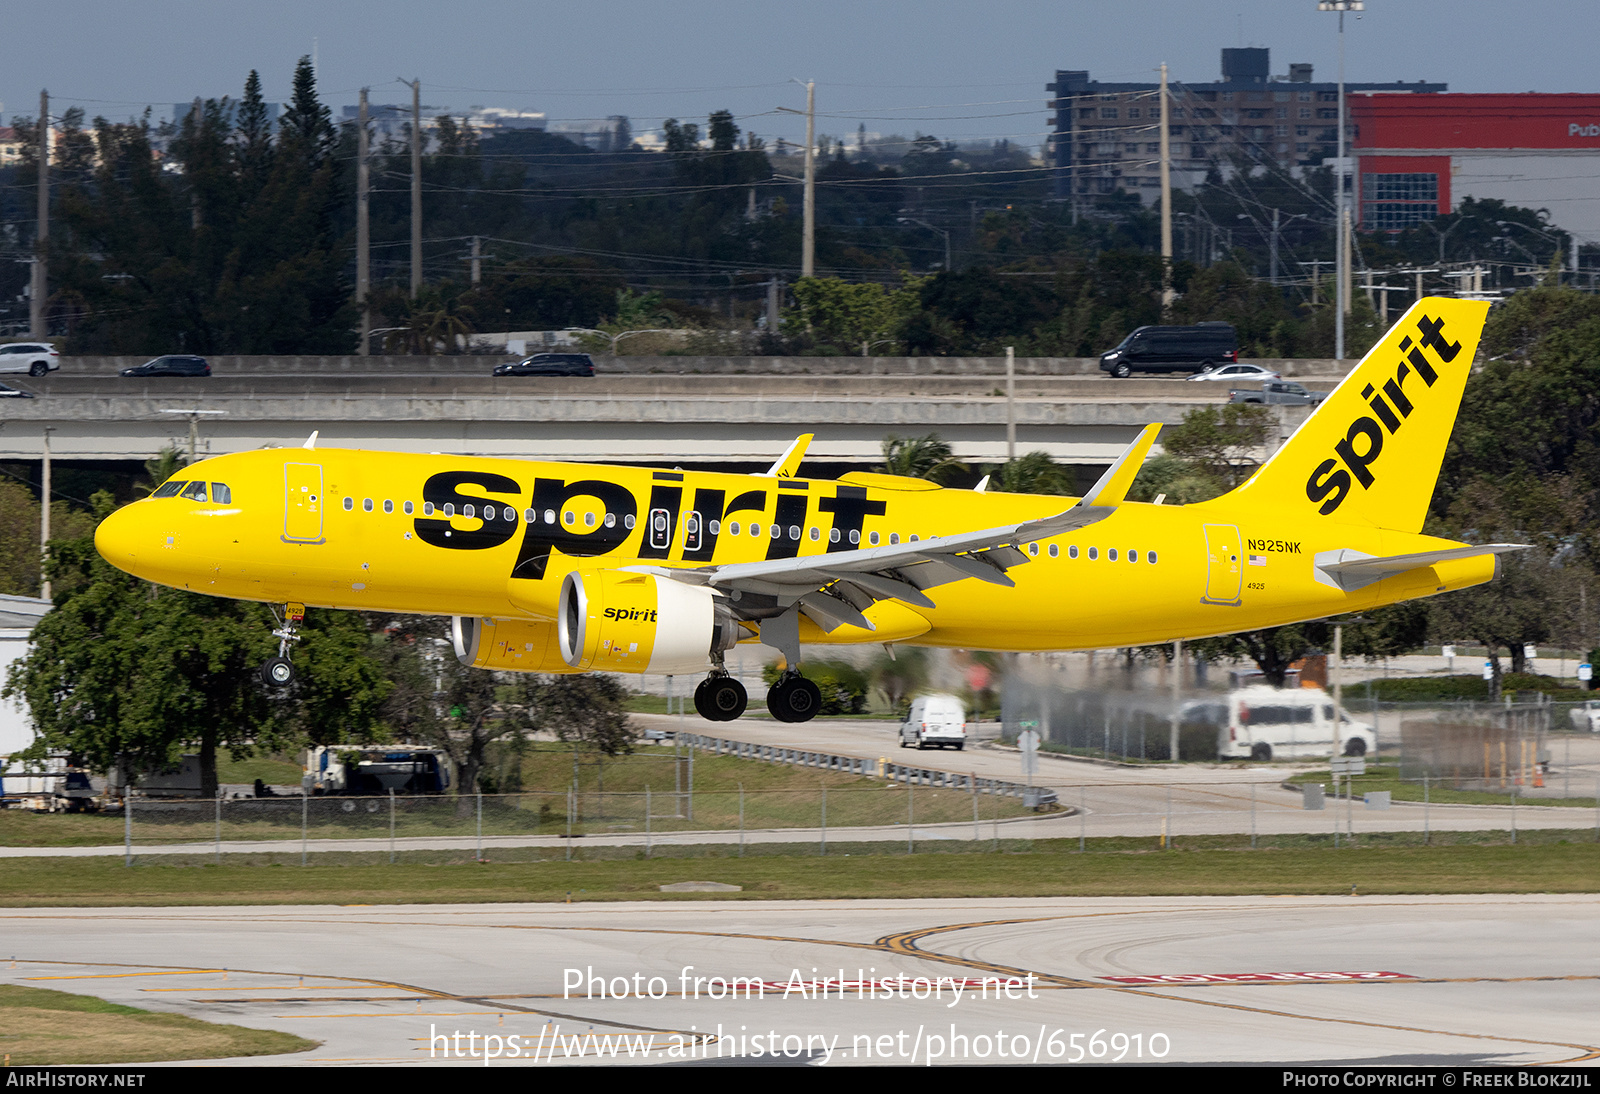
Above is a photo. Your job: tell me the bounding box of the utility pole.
[470,235,481,285]
[1159,63,1173,312]
[1270,208,1280,283]
[410,78,423,296]
[356,88,370,356]
[802,80,815,278]
[1006,346,1016,461]
[39,427,52,601]
[30,89,48,340]
[189,98,203,229]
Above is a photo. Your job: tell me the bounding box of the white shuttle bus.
[1218,686,1374,762]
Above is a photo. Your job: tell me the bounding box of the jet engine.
[558,568,739,674]
[452,616,577,673]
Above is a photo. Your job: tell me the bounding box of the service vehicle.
[900,693,968,750]
[1217,686,1374,761]
[306,745,452,795]
[1569,700,1600,732]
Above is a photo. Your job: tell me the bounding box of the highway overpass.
[0,355,1339,476]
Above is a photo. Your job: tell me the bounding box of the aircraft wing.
[663,424,1160,633]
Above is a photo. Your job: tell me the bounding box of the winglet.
[761,433,813,478]
[302,430,319,450]
[1080,423,1161,508]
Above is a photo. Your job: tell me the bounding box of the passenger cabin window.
[152,481,186,498]
[211,483,232,504]
[180,482,208,502]
[343,497,354,511]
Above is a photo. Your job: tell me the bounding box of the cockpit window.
[179,482,208,502]
[151,481,185,498]
[211,483,232,504]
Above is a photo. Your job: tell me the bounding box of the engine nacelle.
[452,616,579,673]
[558,568,738,674]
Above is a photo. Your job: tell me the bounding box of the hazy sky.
[5,1,1592,148]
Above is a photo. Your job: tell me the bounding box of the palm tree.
[138,447,187,496]
[989,451,1072,495]
[878,433,967,484]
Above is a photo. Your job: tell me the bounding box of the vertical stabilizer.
[1226,297,1489,532]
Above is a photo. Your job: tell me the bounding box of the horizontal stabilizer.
[1314,544,1528,593]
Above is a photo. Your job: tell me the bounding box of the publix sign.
[1570,123,1600,137]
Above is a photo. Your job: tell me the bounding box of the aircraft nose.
[94,504,144,576]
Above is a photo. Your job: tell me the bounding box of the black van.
[1098,323,1238,377]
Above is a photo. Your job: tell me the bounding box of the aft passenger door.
[283,462,326,544]
[1201,523,1242,605]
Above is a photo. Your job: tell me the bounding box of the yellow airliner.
[95,298,1519,723]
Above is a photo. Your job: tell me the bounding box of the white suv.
[0,342,59,377]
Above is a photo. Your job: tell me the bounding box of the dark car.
[492,353,595,377]
[120,355,211,377]
[1098,323,1238,378]
[0,382,34,399]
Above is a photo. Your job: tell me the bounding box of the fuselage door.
[284,462,326,544]
[1201,523,1242,605]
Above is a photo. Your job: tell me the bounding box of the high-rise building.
[1047,48,1445,203]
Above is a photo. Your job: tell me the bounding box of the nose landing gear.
[260,602,305,688]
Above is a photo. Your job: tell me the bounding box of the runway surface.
[6,895,1598,1066]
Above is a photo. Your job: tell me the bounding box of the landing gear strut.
[261,602,305,688]
[767,672,822,723]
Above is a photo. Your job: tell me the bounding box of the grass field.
[0,984,316,1065]
[4,831,1598,908]
[0,743,1034,849]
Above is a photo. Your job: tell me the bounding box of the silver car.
[0,342,58,377]
[1187,363,1282,382]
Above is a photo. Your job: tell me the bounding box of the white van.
[1217,686,1374,762]
[900,694,968,750]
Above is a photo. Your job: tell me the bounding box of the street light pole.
[1318,1,1362,363]
[356,88,370,355]
[1160,63,1173,312]
[803,80,815,278]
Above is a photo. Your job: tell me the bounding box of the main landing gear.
[694,673,748,722]
[260,602,305,688]
[767,671,822,723]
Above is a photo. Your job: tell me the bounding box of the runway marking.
[5,959,704,1040]
[26,969,228,980]
[878,917,1600,1065]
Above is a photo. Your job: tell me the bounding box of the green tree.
[984,451,1072,495]
[5,495,389,795]
[878,433,967,484]
[788,276,923,354]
